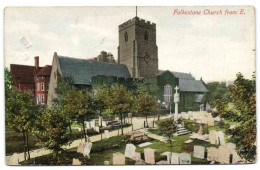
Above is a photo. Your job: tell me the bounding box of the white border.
[0,1,259,170]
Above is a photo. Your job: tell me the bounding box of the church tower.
[118,17,158,78]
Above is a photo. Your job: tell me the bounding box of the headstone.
[102,121,107,126]
[99,116,103,126]
[144,148,155,164]
[161,152,171,164]
[91,120,95,128]
[184,139,193,144]
[113,152,125,165]
[207,147,219,161]
[72,158,81,165]
[104,161,110,165]
[231,150,241,164]
[86,122,90,129]
[95,126,100,133]
[208,118,215,126]
[202,117,208,124]
[226,143,236,151]
[7,153,19,165]
[179,153,191,164]
[83,143,92,158]
[156,160,168,165]
[218,145,230,164]
[217,131,225,145]
[209,133,218,145]
[193,145,205,159]
[133,152,141,161]
[104,130,110,139]
[125,144,136,159]
[170,153,180,164]
[77,141,86,153]
[138,142,152,147]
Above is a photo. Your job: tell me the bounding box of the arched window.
[144,31,148,41]
[163,84,172,103]
[41,82,44,91]
[41,95,45,104]
[124,32,128,42]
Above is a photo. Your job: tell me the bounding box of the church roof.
[158,70,195,80]
[57,55,131,85]
[179,79,209,92]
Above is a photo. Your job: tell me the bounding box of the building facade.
[10,56,52,105]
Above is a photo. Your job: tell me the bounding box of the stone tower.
[118,17,158,78]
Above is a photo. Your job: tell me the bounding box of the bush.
[91,135,126,153]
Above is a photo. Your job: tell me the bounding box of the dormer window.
[124,32,128,42]
[144,31,148,41]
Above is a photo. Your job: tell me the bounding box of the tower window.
[144,31,148,41]
[124,32,128,42]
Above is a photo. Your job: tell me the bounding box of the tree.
[134,92,156,127]
[95,88,110,127]
[158,118,177,148]
[106,86,132,135]
[63,90,95,142]
[5,88,35,160]
[35,108,71,164]
[4,67,14,93]
[212,72,256,162]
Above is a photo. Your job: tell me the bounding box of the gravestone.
[209,133,217,145]
[86,122,90,129]
[207,147,218,161]
[138,142,152,147]
[208,118,215,126]
[125,144,136,160]
[95,126,100,133]
[156,160,168,165]
[113,152,125,165]
[102,121,107,126]
[217,131,225,145]
[104,161,110,165]
[171,153,180,164]
[72,158,81,165]
[184,139,193,144]
[83,143,92,158]
[202,117,208,124]
[91,120,95,128]
[7,153,19,165]
[133,152,141,161]
[104,130,110,139]
[218,146,230,164]
[144,148,155,164]
[193,145,205,159]
[77,141,86,153]
[161,152,172,164]
[179,153,191,164]
[226,143,236,151]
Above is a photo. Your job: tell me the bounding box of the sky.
[4,6,255,83]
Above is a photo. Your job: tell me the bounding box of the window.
[163,84,172,103]
[37,95,40,104]
[124,32,128,42]
[144,31,148,41]
[41,83,44,91]
[41,95,44,104]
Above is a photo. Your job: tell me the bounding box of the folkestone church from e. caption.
[47,16,209,112]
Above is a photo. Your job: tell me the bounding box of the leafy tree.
[35,108,71,164]
[134,92,156,127]
[106,86,132,135]
[63,90,95,141]
[158,118,177,148]
[5,88,35,160]
[4,67,14,93]
[212,72,256,162]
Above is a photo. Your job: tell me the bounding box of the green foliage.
[35,108,71,163]
[4,67,14,94]
[212,72,256,162]
[158,118,177,147]
[202,81,231,104]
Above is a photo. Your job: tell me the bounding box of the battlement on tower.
[119,17,156,31]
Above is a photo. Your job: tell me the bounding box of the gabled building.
[10,56,52,105]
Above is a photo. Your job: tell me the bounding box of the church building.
[47,16,209,112]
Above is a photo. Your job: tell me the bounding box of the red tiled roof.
[36,65,52,76]
[10,64,36,83]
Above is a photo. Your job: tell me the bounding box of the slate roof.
[159,70,195,80]
[179,79,209,92]
[57,55,131,85]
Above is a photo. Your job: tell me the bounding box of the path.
[6,114,173,164]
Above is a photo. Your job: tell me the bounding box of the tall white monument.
[174,86,180,121]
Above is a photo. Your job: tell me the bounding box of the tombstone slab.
[207,147,218,161]
[193,145,205,159]
[144,148,155,164]
[83,143,92,158]
[113,152,125,165]
[77,141,86,153]
[161,152,172,164]
[72,158,81,165]
[138,142,152,147]
[171,153,180,164]
[156,160,168,165]
[7,153,19,165]
[218,146,230,164]
[179,153,191,164]
[125,144,136,160]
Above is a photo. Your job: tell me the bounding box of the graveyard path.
[6,114,173,164]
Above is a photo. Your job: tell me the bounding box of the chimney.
[35,56,39,70]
